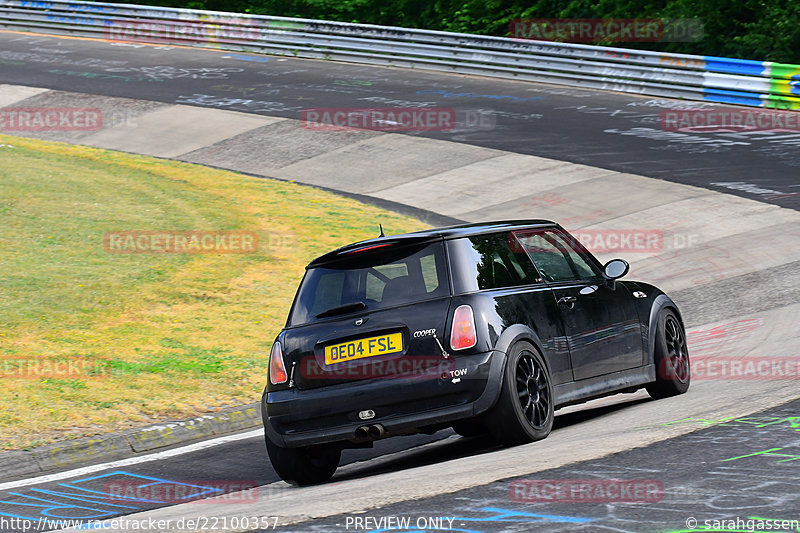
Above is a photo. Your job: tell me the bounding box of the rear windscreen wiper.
[315,301,367,318]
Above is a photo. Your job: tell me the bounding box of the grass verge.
[0,134,428,450]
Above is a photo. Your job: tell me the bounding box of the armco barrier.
[0,0,798,110]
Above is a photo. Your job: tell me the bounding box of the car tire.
[646,309,690,399]
[486,341,554,446]
[265,437,340,486]
[452,419,487,438]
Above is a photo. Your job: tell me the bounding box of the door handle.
[557,296,577,309]
[579,285,598,295]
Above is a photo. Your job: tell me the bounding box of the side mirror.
[603,259,630,282]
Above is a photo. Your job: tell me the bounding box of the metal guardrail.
[1,0,798,110]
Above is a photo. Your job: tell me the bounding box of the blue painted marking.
[67,2,117,12]
[703,56,767,76]
[70,470,223,503]
[70,470,221,500]
[49,481,163,504]
[68,470,139,484]
[456,507,593,523]
[222,54,273,63]
[0,470,225,522]
[45,14,100,25]
[703,87,764,106]
[29,488,138,508]
[1,493,116,520]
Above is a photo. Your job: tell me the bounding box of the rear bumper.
[262,350,505,447]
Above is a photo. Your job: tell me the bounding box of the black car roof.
[307,219,558,268]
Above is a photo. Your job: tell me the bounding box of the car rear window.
[288,241,449,326]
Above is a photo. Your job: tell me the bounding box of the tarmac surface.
[263,399,800,533]
[0,29,799,533]
[0,31,798,210]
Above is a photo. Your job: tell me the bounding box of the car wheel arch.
[646,295,685,366]
[492,324,550,374]
[470,324,550,417]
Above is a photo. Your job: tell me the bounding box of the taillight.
[450,305,477,350]
[269,341,288,384]
[344,243,393,254]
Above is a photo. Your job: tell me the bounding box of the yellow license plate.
[324,332,403,365]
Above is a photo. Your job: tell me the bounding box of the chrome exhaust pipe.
[367,424,385,439]
[354,425,370,440]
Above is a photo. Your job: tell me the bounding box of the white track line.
[0,429,263,491]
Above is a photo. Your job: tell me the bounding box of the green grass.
[0,134,428,449]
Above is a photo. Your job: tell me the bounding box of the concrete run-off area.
[1,80,797,531]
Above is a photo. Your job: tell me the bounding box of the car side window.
[449,232,542,292]
[511,229,602,283]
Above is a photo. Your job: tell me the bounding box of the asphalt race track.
[1,30,799,533]
[269,399,800,533]
[0,32,798,210]
[0,432,463,531]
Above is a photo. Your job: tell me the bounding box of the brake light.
[344,243,393,254]
[450,305,477,350]
[269,341,288,384]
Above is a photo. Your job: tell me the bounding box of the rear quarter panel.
[455,288,573,386]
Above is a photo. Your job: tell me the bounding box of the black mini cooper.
[262,220,690,484]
